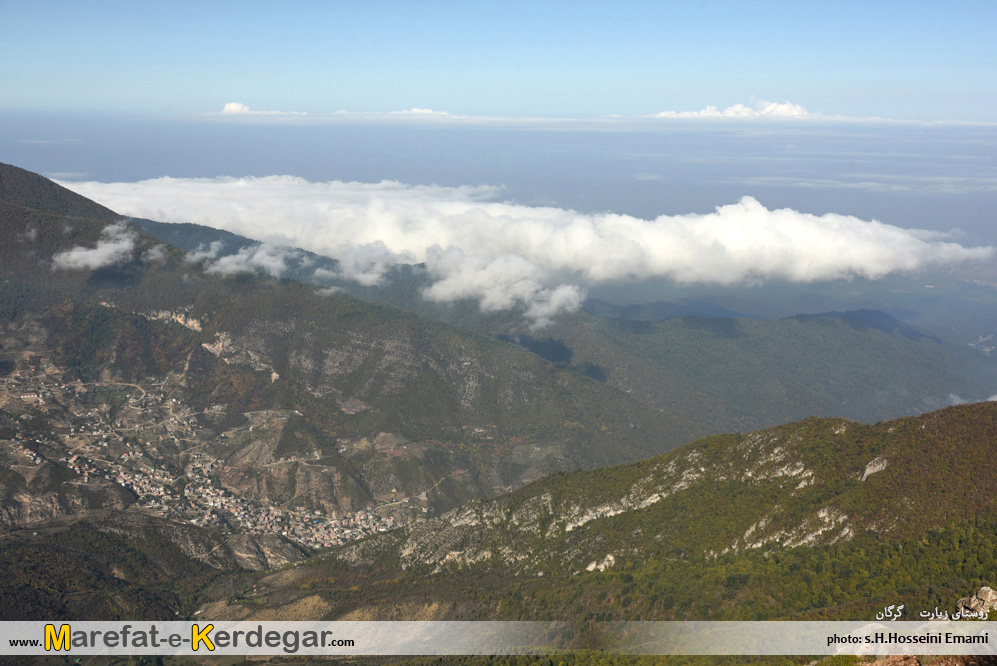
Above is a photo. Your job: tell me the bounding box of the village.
[0,362,403,550]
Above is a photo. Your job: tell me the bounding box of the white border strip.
[1,621,994,656]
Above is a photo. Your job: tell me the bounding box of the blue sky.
[1,0,994,120]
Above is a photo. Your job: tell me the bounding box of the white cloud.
[387,108,452,116]
[51,222,138,270]
[421,248,586,329]
[141,243,168,263]
[653,100,812,119]
[60,177,993,325]
[184,240,225,263]
[221,102,252,114]
[313,241,414,286]
[183,239,303,278]
[216,102,306,116]
[201,243,303,278]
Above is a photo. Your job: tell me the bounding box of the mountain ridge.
[195,401,997,623]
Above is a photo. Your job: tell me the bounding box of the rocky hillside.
[196,402,997,624]
[332,402,997,575]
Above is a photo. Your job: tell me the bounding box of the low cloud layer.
[653,100,811,119]
[52,222,137,270]
[61,177,993,325]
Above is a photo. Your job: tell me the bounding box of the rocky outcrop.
[957,586,997,615]
[225,534,309,570]
[861,456,889,481]
[0,483,134,526]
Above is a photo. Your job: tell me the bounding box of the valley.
[1,163,997,664]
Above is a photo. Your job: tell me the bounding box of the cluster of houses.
[12,442,42,466]
[138,471,394,547]
[2,371,405,551]
[65,453,101,481]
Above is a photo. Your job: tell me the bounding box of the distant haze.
[5,114,993,238]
